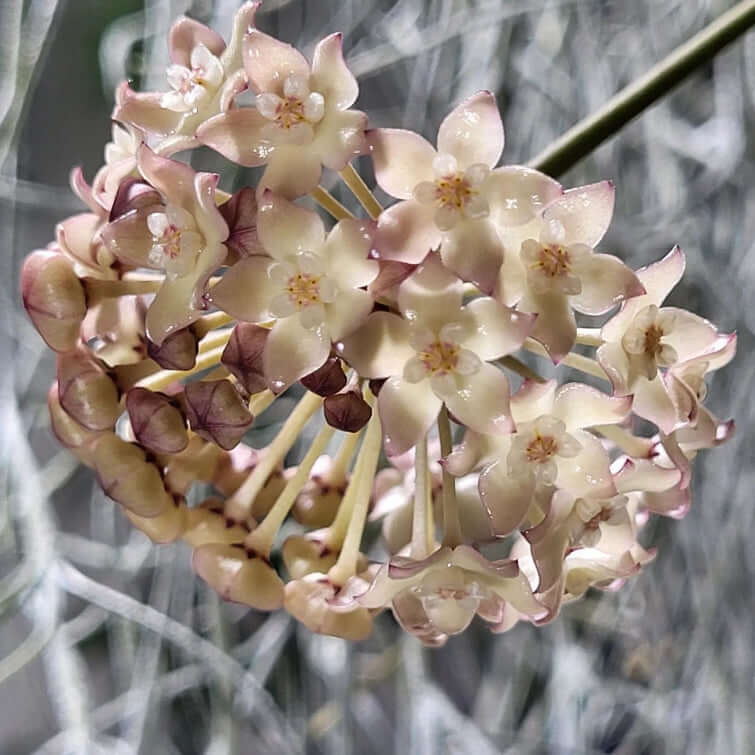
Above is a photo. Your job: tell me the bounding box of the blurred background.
[1,0,754,752]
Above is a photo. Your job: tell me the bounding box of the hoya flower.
[101,145,228,345]
[496,182,644,361]
[597,246,720,433]
[467,379,631,536]
[210,193,378,392]
[114,3,258,150]
[369,91,562,292]
[358,545,547,646]
[338,254,535,456]
[198,32,367,198]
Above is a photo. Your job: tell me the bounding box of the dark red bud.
[147,327,198,371]
[126,387,188,454]
[368,378,386,396]
[57,349,120,431]
[182,379,253,450]
[324,390,372,433]
[218,186,262,263]
[221,323,268,395]
[301,357,347,396]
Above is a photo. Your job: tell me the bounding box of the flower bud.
[182,497,254,547]
[162,437,223,495]
[218,186,262,262]
[147,327,198,371]
[126,498,188,543]
[292,456,346,527]
[57,349,121,431]
[47,384,103,467]
[192,543,284,610]
[126,387,188,454]
[21,250,87,352]
[213,443,259,496]
[300,357,347,397]
[93,434,173,517]
[182,379,253,450]
[324,390,372,432]
[221,323,268,395]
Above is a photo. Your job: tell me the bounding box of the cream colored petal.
[311,33,359,110]
[208,256,277,322]
[486,166,563,227]
[440,218,503,294]
[257,145,323,199]
[322,218,378,288]
[257,192,325,259]
[398,253,464,331]
[336,311,414,378]
[368,128,436,199]
[263,316,330,394]
[378,377,442,457]
[553,383,632,430]
[197,109,275,167]
[324,288,374,342]
[556,430,616,499]
[242,29,310,94]
[460,297,536,361]
[541,180,614,247]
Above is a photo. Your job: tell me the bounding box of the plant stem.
[339,163,383,219]
[248,389,276,416]
[311,185,354,220]
[529,0,755,177]
[135,345,227,392]
[437,405,462,548]
[328,430,362,486]
[499,355,546,384]
[193,311,235,338]
[410,434,431,559]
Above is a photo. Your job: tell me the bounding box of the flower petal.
[541,181,614,247]
[596,341,632,395]
[486,166,563,227]
[631,375,679,434]
[257,192,325,259]
[440,218,503,293]
[324,288,374,342]
[662,307,719,362]
[169,17,225,66]
[636,245,685,306]
[378,377,442,457]
[113,86,183,136]
[510,379,557,425]
[368,128,436,199]
[311,33,358,110]
[398,253,463,331]
[57,213,102,269]
[197,109,274,167]
[336,311,414,378]
[312,107,368,170]
[460,297,536,361]
[552,383,632,430]
[263,316,330,393]
[556,430,616,499]
[571,253,645,315]
[322,218,378,288]
[374,200,440,264]
[137,145,197,213]
[257,145,323,199]
[613,458,681,494]
[479,460,535,536]
[521,290,576,363]
[100,210,155,268]
[242,29,310,94]
[438,363,513,436]
[208,256,277,322]
[436,90,503,169]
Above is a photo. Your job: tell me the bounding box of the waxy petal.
[570,253,645,315]
[324,288,374,342]
[510,379,558,425]
[378,377,442,457]
[197,109,273,167]
[636,245,685,306]
[113,86,183,136]
[322,219,378,289]
[541,181,615,247]
[311,33,358,110]
[460,297,536,361]
[522,290,576,363]
[487,166,563,227]
[596,341,632,395]
[169,17,225,66]
[263,316,330,393]
[137,145,197,215]
[337,311,414,378]
[556,430,616,499]
[662,308,719,362]
[631,375,679,434]
[208,256,276,322]
[613,458,682,494]
[257,192,325,259]
[438,363,513,436]
[312,108,368,170]
[552,383,632,430]
[101,210,155,268]
[436,90,503,169]
[479,460,535,536]
[56,212,101,269]
[242,29,310,94]
[257,145,323,199]
[440,218,503,293]
[374,200,439,264]
[368,128,436,199]
[398,253,463,331]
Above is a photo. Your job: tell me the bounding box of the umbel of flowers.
[23,3,735,646]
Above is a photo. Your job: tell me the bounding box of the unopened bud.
[162,437,223,495]
[192,543,284,610]
[182,379,253,450]
[21,251,87,352]
[221,323,268,395]
[93,434,173,517]
[126,387,188,454]
[182,497,254,547]
[324,390,372,432]
[301,357,347,396]
[292,456,345,527]
[126,498,188,543]
[218,186,262,262]
[57,349,120,431]
[147,327,198,371]
[47,383,103,467]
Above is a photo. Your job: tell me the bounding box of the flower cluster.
[23,3,735,646]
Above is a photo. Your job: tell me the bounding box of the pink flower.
[101,146,228,345]
[209,193,378,392]
[113,3,258,149]
[597,246,720,432]
[369,91,562,292]
[198,32,367,198]
[338,253,536,456]
[496,181,645,361]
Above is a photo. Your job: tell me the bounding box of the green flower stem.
[438,405,463,548]
[529,0,755,177]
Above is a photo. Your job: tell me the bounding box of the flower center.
[435,175,474,210]
[643,324,665,357]
[520,239,589,295]
[147,206,202,275]
[162,43,224,112]
[286,272,323,308]
[256,75,325,134]
[622,305,679,379]
[419,340,460,375]
[525,433,559,463]
[535,245,570,278]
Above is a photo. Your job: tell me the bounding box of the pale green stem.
[529,0,755,177]
[327,430,362,486]
[410,434,431,560]
[522,338,608,381]
[339,163,383,220]
[499,355,546,384]
[244,424,336,556]
[323,430,367,549]
[193,311,236,338]
[328,402,382,586]
[438,405,462,548]
[248,389,276,417]
[136,345,227,392]
[224,391,323,519]
[311,185,354,220]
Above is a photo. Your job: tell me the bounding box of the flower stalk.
[437,405,462,548]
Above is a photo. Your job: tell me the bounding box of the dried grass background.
[1,0,754,753]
